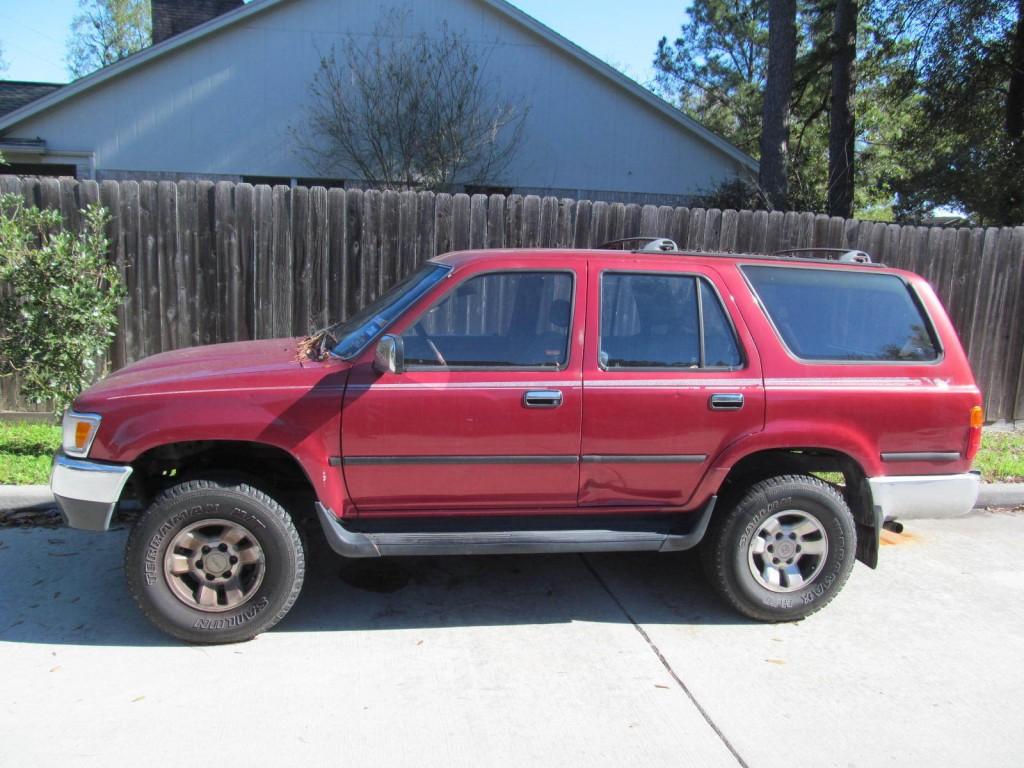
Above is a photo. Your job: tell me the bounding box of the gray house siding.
[0,0,753,204]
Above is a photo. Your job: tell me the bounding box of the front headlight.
[62,411,102,457]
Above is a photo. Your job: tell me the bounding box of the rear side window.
[743,265,939,362]
[599,272,742,369]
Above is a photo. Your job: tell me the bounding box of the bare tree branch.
[292,8,529,191]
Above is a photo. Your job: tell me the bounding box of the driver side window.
[402,271,573,368]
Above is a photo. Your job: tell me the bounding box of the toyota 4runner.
[50,240,983,643]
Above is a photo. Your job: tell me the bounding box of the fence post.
[1,176,1023,420]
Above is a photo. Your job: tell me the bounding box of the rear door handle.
[709,393,744,411]
[523,390,563,408]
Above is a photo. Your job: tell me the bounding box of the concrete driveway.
[1,510,1022,767]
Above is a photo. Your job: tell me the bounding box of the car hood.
[75,338,351,406]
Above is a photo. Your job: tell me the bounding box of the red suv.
[50,241,983,643]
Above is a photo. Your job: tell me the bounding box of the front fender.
[80,370,350,515]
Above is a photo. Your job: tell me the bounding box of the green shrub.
[0,195,124,416]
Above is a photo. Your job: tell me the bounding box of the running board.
[315,498,716,558]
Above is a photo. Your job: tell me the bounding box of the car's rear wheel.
[702,474,856,622]
[125,478,305,643]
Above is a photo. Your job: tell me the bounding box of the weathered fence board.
[1,176,1022,421]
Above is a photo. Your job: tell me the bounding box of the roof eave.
[0,0,293,133]
[0,0,758,173]
[480,0,759,172]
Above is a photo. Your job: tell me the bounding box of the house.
[0,0,757,206]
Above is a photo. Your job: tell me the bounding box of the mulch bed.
[0,505,141,528]
[0,505,65,528]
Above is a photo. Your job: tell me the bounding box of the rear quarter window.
[742,265,940,362]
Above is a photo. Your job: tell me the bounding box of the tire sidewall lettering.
[135,493,288,631]
[144,503,220,587]
[192,596,270,630]
[725,481,856,618]
[143,502,270,588]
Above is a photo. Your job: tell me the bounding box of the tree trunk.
[1007,0,1024,140]
[1002,0,1024,222]
[759,0,797,211]
[828,0,857,218]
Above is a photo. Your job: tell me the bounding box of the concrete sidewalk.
[0,485,54,511]
[1,511,1022,767]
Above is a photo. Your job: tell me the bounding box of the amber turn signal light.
[74,421,92,450]
[970,406,984,429]
[62,411,102,457]
[966,405,984,461]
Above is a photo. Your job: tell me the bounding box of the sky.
[0,0,687,86]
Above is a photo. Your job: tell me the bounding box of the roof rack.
[598,237,679,253]
[590,238,883,267]
[773,247,873,264]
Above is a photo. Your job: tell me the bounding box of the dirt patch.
[0,506,64,528]
[985,505,1024,515]
[880,528,920,546]
[0,505,140,529]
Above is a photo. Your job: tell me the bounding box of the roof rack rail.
[773,247,873,264]
[598,236,679,253]
[586,240,883,266]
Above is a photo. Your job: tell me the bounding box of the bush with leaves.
[693,176,770,211]
[0,195,124,416]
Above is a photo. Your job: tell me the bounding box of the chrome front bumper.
[50,452,133,531]
[868,472,981,521]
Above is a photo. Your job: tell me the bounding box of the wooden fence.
[1,175,1022,422]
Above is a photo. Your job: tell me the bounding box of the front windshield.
[329,263,450,359]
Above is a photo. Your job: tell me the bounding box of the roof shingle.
[152,0,245,44]
[0,81,64,118]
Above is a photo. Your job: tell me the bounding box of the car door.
[342,263,585,514]
[580,259,765,507]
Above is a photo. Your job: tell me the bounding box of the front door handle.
[523,390,563,409]
[709,393,744,411]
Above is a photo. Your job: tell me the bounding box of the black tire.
[125,478,305,644]
[701,474,856,622]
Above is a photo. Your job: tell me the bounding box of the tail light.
[966,405,984,461]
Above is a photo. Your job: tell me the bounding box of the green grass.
[0,454,54,485]
[0,421,61,455]
[0,421,61,485]
[974,431,1024,483]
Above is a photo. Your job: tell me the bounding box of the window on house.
[1,162,77,178]
[464,184,514,197]
[296,177,346,190]
[742,265,940,362]
[599,272,742,369]
[402,271,574,368]
[242,175,292,187]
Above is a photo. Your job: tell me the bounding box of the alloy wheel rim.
[747,509,828,593]
[163,519,265,612]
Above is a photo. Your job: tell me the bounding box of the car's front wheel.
[125,478,305,643]
[702,474,856,622]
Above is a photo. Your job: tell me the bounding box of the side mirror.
[373,334,405,375]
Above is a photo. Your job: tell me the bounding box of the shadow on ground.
[0,523,750,648]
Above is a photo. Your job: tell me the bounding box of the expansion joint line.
[579,554,750,768]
